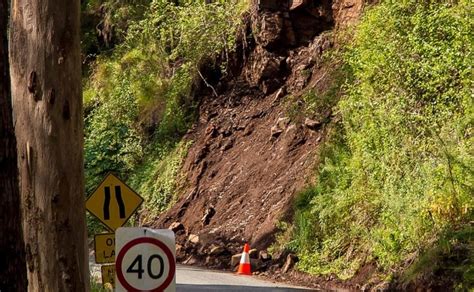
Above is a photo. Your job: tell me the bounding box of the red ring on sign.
[116,237,176,292]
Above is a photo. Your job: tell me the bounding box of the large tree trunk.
[9,0,89,291]
[0,0,28,290]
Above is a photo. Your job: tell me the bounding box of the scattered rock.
[188,234,200,244]
[222,128,233,138]
[168,222,184,233]
[285,124,306,151]
[277,117,291,128]
[269,264,280,272]
[272,87,286,104]
[271,249,290,265]
[285,124,297,135]
[220,139,234,151]
[205,124,218,138]
[231,253,242,267]
[271,117,291,140]
[259,250,271,261]
[271,125,283,139]
[183,255,198,265]
[250,258,267,271]
[201,207,216,226]
[209,245,227,256]
[175,244,184,254]
[282,253,299,273]
[249,248,258,259]
[373,281,390,291]
[304,117,322,130]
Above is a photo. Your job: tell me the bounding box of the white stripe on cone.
[240,251,250,264]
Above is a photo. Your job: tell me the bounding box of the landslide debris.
[145,0,364,282]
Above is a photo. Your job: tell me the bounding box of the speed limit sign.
[116,228,176,292]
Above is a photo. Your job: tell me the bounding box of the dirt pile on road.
[147,0,364,273]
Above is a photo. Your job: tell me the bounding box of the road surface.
[90,258,313,291]
[176,265,313,291]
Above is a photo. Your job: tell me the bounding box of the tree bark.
[9,0,89,291]
[0,0,28,290]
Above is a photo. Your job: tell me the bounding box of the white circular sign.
[116,228,176,292]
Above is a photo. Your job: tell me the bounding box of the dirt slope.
[149,0,364,269]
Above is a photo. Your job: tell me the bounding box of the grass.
[288,0,473,286]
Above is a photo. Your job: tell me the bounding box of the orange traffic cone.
[237,243,252,275]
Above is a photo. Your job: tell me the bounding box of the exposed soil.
[140,0,383,290]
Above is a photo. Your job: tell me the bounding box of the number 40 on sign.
[115,228,176,292]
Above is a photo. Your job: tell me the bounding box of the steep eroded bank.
[147,0,364,273]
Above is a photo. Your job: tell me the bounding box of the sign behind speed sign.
[116,227,176,292]
[94,233,115,264]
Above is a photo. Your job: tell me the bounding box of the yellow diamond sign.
[86,173,143,231]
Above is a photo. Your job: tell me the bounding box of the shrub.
[293,0,473,281]
[84,0,249,220]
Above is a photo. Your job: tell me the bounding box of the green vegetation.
[129,140,192,221]
[288,0,473,285]
[83,0,248,232]
[82,0,472,287]
[90,279,111,292]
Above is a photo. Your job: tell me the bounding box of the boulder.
[271,117,291,140]
[249,249,259,259]
[250,258,267,271]
[209,245,226,256]
[188,234,200,244]
[304,118,322,130]
[231,253,242,267]
[282,253,298,273]
[277,117,291,128]
[253,12,284,49]
[259,250,271,261]
[168,222,184,233]
[201,207,216,226]
[271,125,283,139]
[244,46,283,88]
[220,139,234,151]
[183,255,198,265]
[290,0,308,10]
[272,87,286,104]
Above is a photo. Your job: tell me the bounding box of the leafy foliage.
[83,0,248,225]
[128,140,192,220]
[292,0,473,282]
[81,0,151,58]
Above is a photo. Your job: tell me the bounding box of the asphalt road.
[90,256,313,291]
[176,265,313,292]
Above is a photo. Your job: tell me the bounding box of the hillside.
[153,0,363,270]
[82,0,473,290]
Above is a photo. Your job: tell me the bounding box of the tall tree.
[0,0,28,290]
[9,0,89,291]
